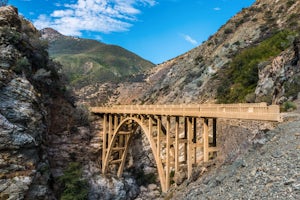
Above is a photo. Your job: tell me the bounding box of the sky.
[10,0,255,64]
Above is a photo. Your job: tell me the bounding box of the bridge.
[90,103,281,192]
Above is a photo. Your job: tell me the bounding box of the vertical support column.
[108,114,113,147]
[157,116,161,160]
[212,118,217,147]
[187,117,193,178]
[184,117,187,162]
[102,114,107,174]
[166,116,171,190]
[149,116,153,139]
[203,118,209,162]
[114,115,118,131]
[175,116,179,173]
[192,117,197,164]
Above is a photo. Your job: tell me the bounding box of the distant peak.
[40,27,64,41]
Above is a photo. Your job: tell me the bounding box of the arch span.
[99,113,222,192]
[102,116,167,192]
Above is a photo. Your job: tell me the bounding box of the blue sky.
[10,0,255,64]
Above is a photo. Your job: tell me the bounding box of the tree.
[0,0,8,7]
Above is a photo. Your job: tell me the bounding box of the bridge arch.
[102,116,167,192]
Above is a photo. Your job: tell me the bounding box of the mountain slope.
[41,28,155,89]
[75,0,300,106]
[105,0,300,106]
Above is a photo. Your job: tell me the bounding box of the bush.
[13,57,30,74]
[59,162,88,200]
[286,0,295,8]
[281,101,297,112]
[224,28,233,34]
[217,30,297,103]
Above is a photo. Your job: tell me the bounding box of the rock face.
[0,6,52,199]
[0,6,91,199]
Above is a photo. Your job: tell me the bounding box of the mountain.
[41,28,155,89]
[91,0,300,107]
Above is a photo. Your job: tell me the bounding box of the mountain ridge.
[41,28,155,89]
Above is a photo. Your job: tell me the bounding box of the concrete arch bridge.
[90,103,281,192]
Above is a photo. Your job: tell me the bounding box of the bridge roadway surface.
[90,103,281,192]
[90,103,281,121]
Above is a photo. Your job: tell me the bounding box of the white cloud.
[182,34,198,46]
[214,7,221,11]
[34,0,157,36]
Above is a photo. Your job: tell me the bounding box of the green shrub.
[281,101,297,112]
[13,57,30,74]
[286,0,295,8]
[233,41,240,46]
[130,168,157,186]
[224,28,233,34]
[217,30,297,103]
[59,162,88,200]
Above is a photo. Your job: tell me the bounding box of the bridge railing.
[90,103,281,122]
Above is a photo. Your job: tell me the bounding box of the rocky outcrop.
[0,6,53,199]
[255,41,300,104]
[0,6,21,31]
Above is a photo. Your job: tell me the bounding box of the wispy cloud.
[214,7,221,11]
[34,0,157,36]
[182,34,198,46]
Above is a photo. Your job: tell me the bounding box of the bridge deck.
[90,103,281,121]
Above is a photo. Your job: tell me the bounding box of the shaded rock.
[0,6,21,30]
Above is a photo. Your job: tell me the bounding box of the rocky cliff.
[0,6,93,199]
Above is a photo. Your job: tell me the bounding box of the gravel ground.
[169,114,300,200]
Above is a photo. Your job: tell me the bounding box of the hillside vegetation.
[42,29,154,89]
[216,30,297,103]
